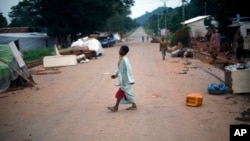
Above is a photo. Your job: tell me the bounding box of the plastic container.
[208,83,226,95]
[186,93,203,107]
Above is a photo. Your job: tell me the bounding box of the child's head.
[119,45,129,56]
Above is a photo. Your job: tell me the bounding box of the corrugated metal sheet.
[0,27,32,33]
[0,33,56,51]
[182,15,210,25]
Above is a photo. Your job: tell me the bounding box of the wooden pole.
[0,58,36,87]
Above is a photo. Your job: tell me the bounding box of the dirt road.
[0,27,249,141]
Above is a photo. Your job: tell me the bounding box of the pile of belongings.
[207,82,226,95]
[171,48,193,58]
[70,36,104,56]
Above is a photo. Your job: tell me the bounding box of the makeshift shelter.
[228,21,250,50]
[0,41,35,93]
[0,32,56,51]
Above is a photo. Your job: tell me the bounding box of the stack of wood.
[59,47,97,59]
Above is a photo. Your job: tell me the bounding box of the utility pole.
[158,14,159,35]
[182,0,185,22]
[164,1,166,31]
[161,0,168,36]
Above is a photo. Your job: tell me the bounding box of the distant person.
[147,36,149,41]
[209,27,220,60]
[142,36,144,42]
[159,38,168,60]
[107,45,137,112]
[237,30,244,60]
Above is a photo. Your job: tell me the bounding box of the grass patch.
[143,28,154,36]
[22,47,54,62]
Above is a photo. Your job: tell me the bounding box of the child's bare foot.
[107,107,118,112]
[126,106,137,110]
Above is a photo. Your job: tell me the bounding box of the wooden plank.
[8,41,26,67]
[43,55,77,67]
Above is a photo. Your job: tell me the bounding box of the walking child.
[107,45,137,112]
[159,38,168,60]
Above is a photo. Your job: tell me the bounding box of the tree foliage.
[171,26,190,47]
[105,14,137,34]
[144,0,220,34]
[8,0,136,39]
[9,0,41,29]
[144,0,250,38]
[0,12,8,27]
[213,0,249,35]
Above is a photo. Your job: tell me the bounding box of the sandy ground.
[0,27,250,141]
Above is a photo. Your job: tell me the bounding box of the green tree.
[8,0,135,41]
[213,0,249,35]
[9,0,41,29]
[171,25,190,47]
[105,14,137,36]
[0,12,8,27]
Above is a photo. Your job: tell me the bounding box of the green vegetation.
[171,26,190,47]
[0,12,7,27]
[143,28,154,37]
[8,0,136,43]
[141,0,249,39]
[22,47,54,62]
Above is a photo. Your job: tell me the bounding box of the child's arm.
[111,69,118,79]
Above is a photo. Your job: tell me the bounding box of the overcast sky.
[0,0,185,24]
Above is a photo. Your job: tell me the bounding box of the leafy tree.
[105,14,137,36]
[9,0,41,29]
[213,0,249,35]
[8,0,135,42]
[167,12,182,32]
[0,12,8,27]
[171,26,190,47]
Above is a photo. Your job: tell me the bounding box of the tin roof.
[181,15,210,25]
[0,27,32,33]
[0,32,48,38]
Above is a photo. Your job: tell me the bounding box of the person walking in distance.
[159,37,168,60]
[142,36,144,42]
[107,45,137,112]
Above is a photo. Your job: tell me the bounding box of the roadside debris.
[43,55,77,67]
[207,83,226,95]
[176,71,187,74]
[30,67,61,75]
[235,108,250,121]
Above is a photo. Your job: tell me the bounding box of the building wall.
[0,34,56,51]
[187,20,207,39]
[240,23,250,50]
